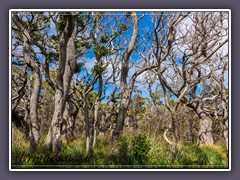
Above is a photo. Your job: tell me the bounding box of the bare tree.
[12,13,43,152]
[148,12,228,146]
[209,54,229,149]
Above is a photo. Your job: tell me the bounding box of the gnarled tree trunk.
[51,89,65,153]
[112,90,131,140]
[112,12,138,140]
[196,108,214,146]
[62,100,78,143]
[13,15,43,152]
[49,14,77,155]
[29,70,42,152]
[22,28,42,152]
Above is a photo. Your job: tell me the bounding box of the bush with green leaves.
[91,62,105,74]
[131,134,151,165]
[94,45,112,60]
[116,137,131,165]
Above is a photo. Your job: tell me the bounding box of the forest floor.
[11,127,228,169]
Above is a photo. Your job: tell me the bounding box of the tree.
[148,12,228,146]
[12,13,44,152]
[209,53,229,149]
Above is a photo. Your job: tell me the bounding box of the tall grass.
[11,128,228,169]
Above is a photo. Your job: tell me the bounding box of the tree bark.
[221,99,229,150]
[112,91,130,140]
[112,12,138,140]
[12,15,42,152]
[171,114,178,145]
[188,118,195,143]
[196,108,214,146]
[62,100,78,143]
[92,75,102,148]
[83,97,90,154]
[223,119,228,150]
[22,27,42,152]
[51,89,64,153]
[29,71,42,152]
[49,14,76,154]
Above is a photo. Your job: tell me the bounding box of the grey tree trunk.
[49,14,77,154]
[92,74,102,148]
[188,118,195,143]
[197,108,214,146]
[222,96,229,150]
[112,93,130,140]
[20,22,42,152]
[51,89,64,153]
[112,12,138,140]
[62,100,78,143]
[112,64,156,140]
[29,71,42,152]
[171,114,178,145]
[222,100,228,150]
[99,113,107,136]
[92,102,98,148]
[83,97,90,153]
[223,119,228,150]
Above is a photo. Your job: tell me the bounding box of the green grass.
[11,128,228,169]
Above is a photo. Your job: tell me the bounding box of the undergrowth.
[11,128,228,169]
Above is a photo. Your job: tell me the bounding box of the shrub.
[131,134,151,165]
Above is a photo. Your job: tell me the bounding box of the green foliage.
[94,45,112,59]
[112,23,128,37]
[51,35,59,41]
[46,52,58,63]
[56,15,68,34]
[149,89,163,105]
[150,92,159,100]
[41,15,49,22]
[113,31,120,37]
[128,95,147,119]
[32,31,44,42]
[225,88,229,94]
[91,62,105,74]
[116,137,131,165]
[74,62,84,74]
[169,99,177,106]
[178,144,209,165]
[119,23,128,31]
[50,35,60,49]
[76,41,91,49]
[134,95,146,106]
[100,35,109,43]
[200,145,227,167]
[11,127,228,169]
[132,134,151,165]
[87,91,98,107]
[76,15,85,28]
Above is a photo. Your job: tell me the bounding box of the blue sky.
[12,12,229,105]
